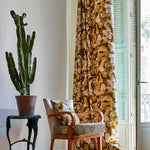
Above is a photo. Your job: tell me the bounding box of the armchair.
[43,98,105,150]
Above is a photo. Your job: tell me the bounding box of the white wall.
[0,0,67,149]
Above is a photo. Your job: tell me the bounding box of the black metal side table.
[6,115,41,150]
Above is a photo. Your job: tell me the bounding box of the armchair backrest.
[43,98,59,136]
[43,98,74,135]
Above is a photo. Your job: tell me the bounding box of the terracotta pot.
[16,96,37,116]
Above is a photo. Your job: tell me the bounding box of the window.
[113,0,128,120]
[113,0,136,120]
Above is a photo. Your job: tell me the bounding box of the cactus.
[5,10,37,95]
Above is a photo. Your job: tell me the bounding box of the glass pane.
[141,0,150,122]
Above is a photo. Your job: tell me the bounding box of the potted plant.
[5,10,37,116]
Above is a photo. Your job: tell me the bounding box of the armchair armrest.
[48,111,76,127]
[76,110,104,122]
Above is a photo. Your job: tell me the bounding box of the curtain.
[73,0,120,149]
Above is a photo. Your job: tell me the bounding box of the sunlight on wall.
[68,0,77,98]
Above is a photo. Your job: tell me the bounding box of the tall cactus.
[5,10,37,95]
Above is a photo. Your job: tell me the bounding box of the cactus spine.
[5,10,37,95]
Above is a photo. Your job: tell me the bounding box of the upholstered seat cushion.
[53,122,105,135]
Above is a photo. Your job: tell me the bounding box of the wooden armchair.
[43,98,105,150]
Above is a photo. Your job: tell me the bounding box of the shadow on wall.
[0,109,27,149]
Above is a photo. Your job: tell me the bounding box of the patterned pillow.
[51,100,80,126]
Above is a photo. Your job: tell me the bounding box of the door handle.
[138,80,149,85]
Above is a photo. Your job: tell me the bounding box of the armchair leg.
[68,139,73,150]
[50,138,54,150]
[97,137,102,150]
[73,140,75,150]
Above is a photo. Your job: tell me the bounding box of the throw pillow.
[51,100,80,126]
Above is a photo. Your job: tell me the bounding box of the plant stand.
[6,115,41,150]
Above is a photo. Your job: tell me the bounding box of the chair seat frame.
[48,110,104,150]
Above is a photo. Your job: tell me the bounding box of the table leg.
[27,119,33,150]
[6,117,11,150]
[32,118,39,150]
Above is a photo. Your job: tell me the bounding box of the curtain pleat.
[73,0,120,149]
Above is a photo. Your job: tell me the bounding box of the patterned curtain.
[73,0,120,149]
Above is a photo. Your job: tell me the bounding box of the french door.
[137,0,150,149]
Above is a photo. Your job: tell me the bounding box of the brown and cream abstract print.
[73,0,120,149]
